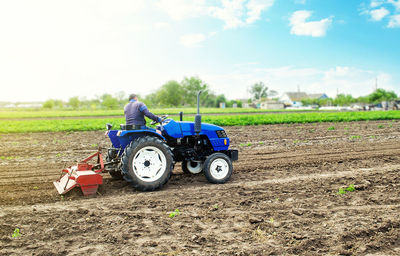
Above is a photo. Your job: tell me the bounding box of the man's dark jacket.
[124,100,159,126]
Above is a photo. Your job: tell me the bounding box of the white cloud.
[319,66,394,96]
[289,10,333,37]
[211,0,274,29]
[245,0,275,24]
[211,0,246,29]
[155,0,275,29]
[179,33,207,48]
[370,0,384,8]
[388,0,400,10]
[388,14,400,27]
[362,0,400,26]
[369,7,390,21]
[203,66,397,100]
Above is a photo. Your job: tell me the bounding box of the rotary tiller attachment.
[53,151,104,196]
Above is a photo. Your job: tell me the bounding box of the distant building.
[251,99,284,109]
[280,92,328,107]
[308,93,329,100]
[259,100,284,110]
[237,98,250,108]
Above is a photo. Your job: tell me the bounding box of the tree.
[249,82,268,100]
[115,91,127,108]
[368,89,397,104]
[156,80,184,107]
[215,94,227,107]
[42,99,55,109]
[301,97,332,107]
[53,100,64,109]
[333,94,355,106]
[181,76,210,106]
[143,92,158,107]
[42,99,64,109]
[203,92,217,107]
[100,94,119,109]
[68,96,80,110]
[357,96,370,104]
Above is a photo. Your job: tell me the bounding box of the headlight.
[216,130,227,138]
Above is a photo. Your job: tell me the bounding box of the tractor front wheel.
[203,153,232,184]
[121,136,174,191]
[182,160,203,174]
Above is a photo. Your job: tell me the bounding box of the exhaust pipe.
[195,91,202,135]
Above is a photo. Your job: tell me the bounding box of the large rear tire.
[121,136,174,191]
[203,153,233,184]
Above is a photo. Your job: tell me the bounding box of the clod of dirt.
[356,180,371,190]
[76,208,89,214]
[292,209,304,216]
[249,217,264,224]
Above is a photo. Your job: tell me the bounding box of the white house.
[280,92,328,107]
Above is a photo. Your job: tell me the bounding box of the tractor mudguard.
[108,129,166,152]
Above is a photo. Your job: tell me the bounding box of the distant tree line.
[41,76,398,110]
[141,76,242,108]
[301,89,398,107]
[42,93,127,110]
[42,76,242,110]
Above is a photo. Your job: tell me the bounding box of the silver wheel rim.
[209,158,229,180]
[186,161,203,174]
[132,146,167,182]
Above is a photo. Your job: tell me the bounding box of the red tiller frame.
[54,150,105,196]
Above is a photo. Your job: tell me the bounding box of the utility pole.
[297,84,300,92]
[375,77,378,91]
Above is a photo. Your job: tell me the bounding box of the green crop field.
[1,111,399,133]
[0,107,313,119]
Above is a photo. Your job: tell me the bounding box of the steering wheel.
[150,115,168,125]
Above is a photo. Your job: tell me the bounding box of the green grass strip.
[0,108,312,119]
[0,111,399,133]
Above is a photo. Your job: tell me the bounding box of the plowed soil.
[1,120,400,255]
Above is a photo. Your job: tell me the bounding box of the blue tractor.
[104,92,238,191]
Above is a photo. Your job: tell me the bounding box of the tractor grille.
[216,130,227,138]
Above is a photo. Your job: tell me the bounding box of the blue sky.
[0,0,399,102]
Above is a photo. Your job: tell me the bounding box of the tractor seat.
[120,124,145,130]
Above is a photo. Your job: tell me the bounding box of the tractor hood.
[161,120,229,150]
[180,121,224,137]
[161,120,225,138]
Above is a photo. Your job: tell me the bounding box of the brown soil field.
[1,120,400,255]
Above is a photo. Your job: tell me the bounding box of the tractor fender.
[119,129,166,141]
[116,129,166,151]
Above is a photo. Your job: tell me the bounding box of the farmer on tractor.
[54,90,238,195]
[124,94,162,129]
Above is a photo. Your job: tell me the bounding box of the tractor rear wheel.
[121,136,174,191]
[203,153,232,184]
[182,160,203,174]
